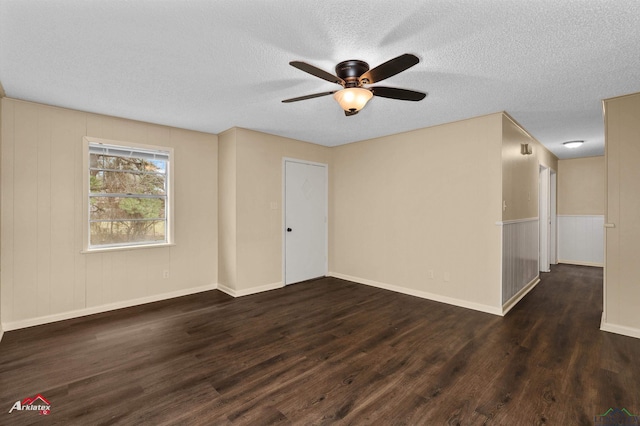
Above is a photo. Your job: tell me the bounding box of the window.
[84,138,173,251]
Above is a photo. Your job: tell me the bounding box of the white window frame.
[82,136,175,253]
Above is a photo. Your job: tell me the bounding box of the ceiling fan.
[282,53,426,116]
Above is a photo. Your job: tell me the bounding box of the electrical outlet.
[428,270,434,279]
[443,272,450,282]
[163,270,170,279]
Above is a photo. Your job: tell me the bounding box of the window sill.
[81,243,175,254]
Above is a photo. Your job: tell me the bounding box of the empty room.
[1,1,640,424]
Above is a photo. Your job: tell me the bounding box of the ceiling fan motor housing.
[335,60,369,87]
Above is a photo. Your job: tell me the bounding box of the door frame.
[549,169,558,265]
[539,165,550,272]
[539,164,557,272]
[282,157,329,285]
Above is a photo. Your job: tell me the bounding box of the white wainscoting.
[500,218,539,307]
[557,215,604,267]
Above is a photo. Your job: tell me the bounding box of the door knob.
[287,228,292,232]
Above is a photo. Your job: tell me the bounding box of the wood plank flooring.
[1,264,639,425]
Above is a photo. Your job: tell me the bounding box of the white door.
[284,160,327,285]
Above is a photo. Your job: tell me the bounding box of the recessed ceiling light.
[563,140,584,149]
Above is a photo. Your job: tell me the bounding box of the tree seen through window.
[88,143,169,248]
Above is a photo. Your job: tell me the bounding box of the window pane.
[90,196,165,220]
[90,170,166,195]
[86,141,172,250]
[90,220,166,246]
[90,154,167,174]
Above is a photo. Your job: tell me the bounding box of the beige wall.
[603,92,640,335]
[502,114,558,221]
[330,113,504,312]
[218,128,237,290]
[536,136,558,172]
[0,98,218,327]
[0,97,3,338]
[0,98,566,328]
[557,156,605,215]
[218,127,331,293]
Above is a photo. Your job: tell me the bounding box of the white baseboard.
[217,281,283,298]
[328,272,502,316]
[600,317,640,339]
[558,260,604,268]
[502,276,540,315]
[1,283,218,332]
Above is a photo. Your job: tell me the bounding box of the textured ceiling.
[1,0,639,159]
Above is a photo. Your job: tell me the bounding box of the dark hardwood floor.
[1,264,639,425]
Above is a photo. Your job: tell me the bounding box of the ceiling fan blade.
[282,91,337,103]
[371,86,426,101]
[290,61,345,85]
[359,54,420,84]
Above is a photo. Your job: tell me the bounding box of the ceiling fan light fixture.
[283,54,424,114]
[563,140,584,149]
[333,87,373,113]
